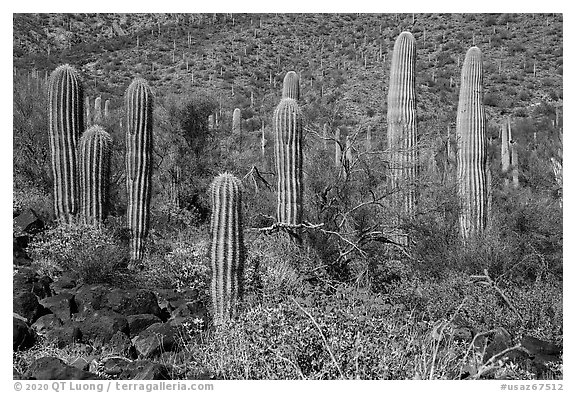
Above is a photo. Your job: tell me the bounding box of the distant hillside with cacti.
[13,13,563,131]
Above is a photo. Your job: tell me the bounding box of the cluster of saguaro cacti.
[125,78,154,264]
[387,31,418,244]
[78,125,112,226]
[456,47,487,240]
[232,108,241,134]
[273,97,303,226]
[48,64,84,223]
[282,71,300,100]
[210,173,244,325]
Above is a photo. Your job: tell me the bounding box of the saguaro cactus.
[456,47,487,239]
[85,96,91,126]
[335,127,341,165]
[273,98,303,225]
[104,99,110,120]
[78,125,112,225]
[210,173,244,325]
[232,108,241,134]
[510,141,519,188]
[94,96,103,124]
[501,117,511,186]
[387,31,418,244]
[48,64,84,223]
[282,70,300,100]
[125,78,153,264]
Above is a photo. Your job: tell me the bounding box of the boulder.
[13,291,46,323]
[31,314,63,335]
[13,208,44,234]
[13,267,52,299]
[39,293,75,321]
[119,360,172,380]
[44,324,83,349]
[126,314,162,338]
[99,357,131,378]
[75,285,161,318]
[105,288,162,317]
[132,322,180,358]
[74,284,112,314]
[104,331,136,358]
[13,317,35,351]
[79,309,129,344]
[521,335,562,363]
[25,357,101,380]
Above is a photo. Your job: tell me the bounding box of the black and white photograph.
[12,11,563,385]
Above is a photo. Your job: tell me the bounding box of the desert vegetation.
[13,13,562,380]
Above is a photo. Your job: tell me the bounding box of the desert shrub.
[27,221,129,285]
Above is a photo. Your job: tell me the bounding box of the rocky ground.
[13,209,211,380]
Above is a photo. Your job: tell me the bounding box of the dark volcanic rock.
[44,324,83,348]
[79,309,129,344]
[31,314,63,335]
[14,291,46,323]
[119,360,172,380]
[13,208,44,234]
[104,331,136,358]
[13,317,35,351]
[26,357,101,380]
[133,322,181,358]
[126,314,162,338]
[74,284,112,314]
[39,293,75,321]
[105,288,162,317]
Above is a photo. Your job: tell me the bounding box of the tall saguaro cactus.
[282,70,300,100]
[125,78,153,264]
[456,47,487,239]
[210,173,244,325]
[48,64,84,223]
[273,98,303,226]
[387,31,418,244]
[78,125,112,225]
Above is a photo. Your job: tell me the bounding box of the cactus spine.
[48,64,84,223]
[273,98,303,225]
[232,108,241,134]
[210,173,244,325]
[456,47,487,239]
[125,78,153,263]
[387,32,418,244]
[282,70,300,100]
[78,125,112,225]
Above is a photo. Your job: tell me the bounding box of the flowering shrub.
[27,220,127,285]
